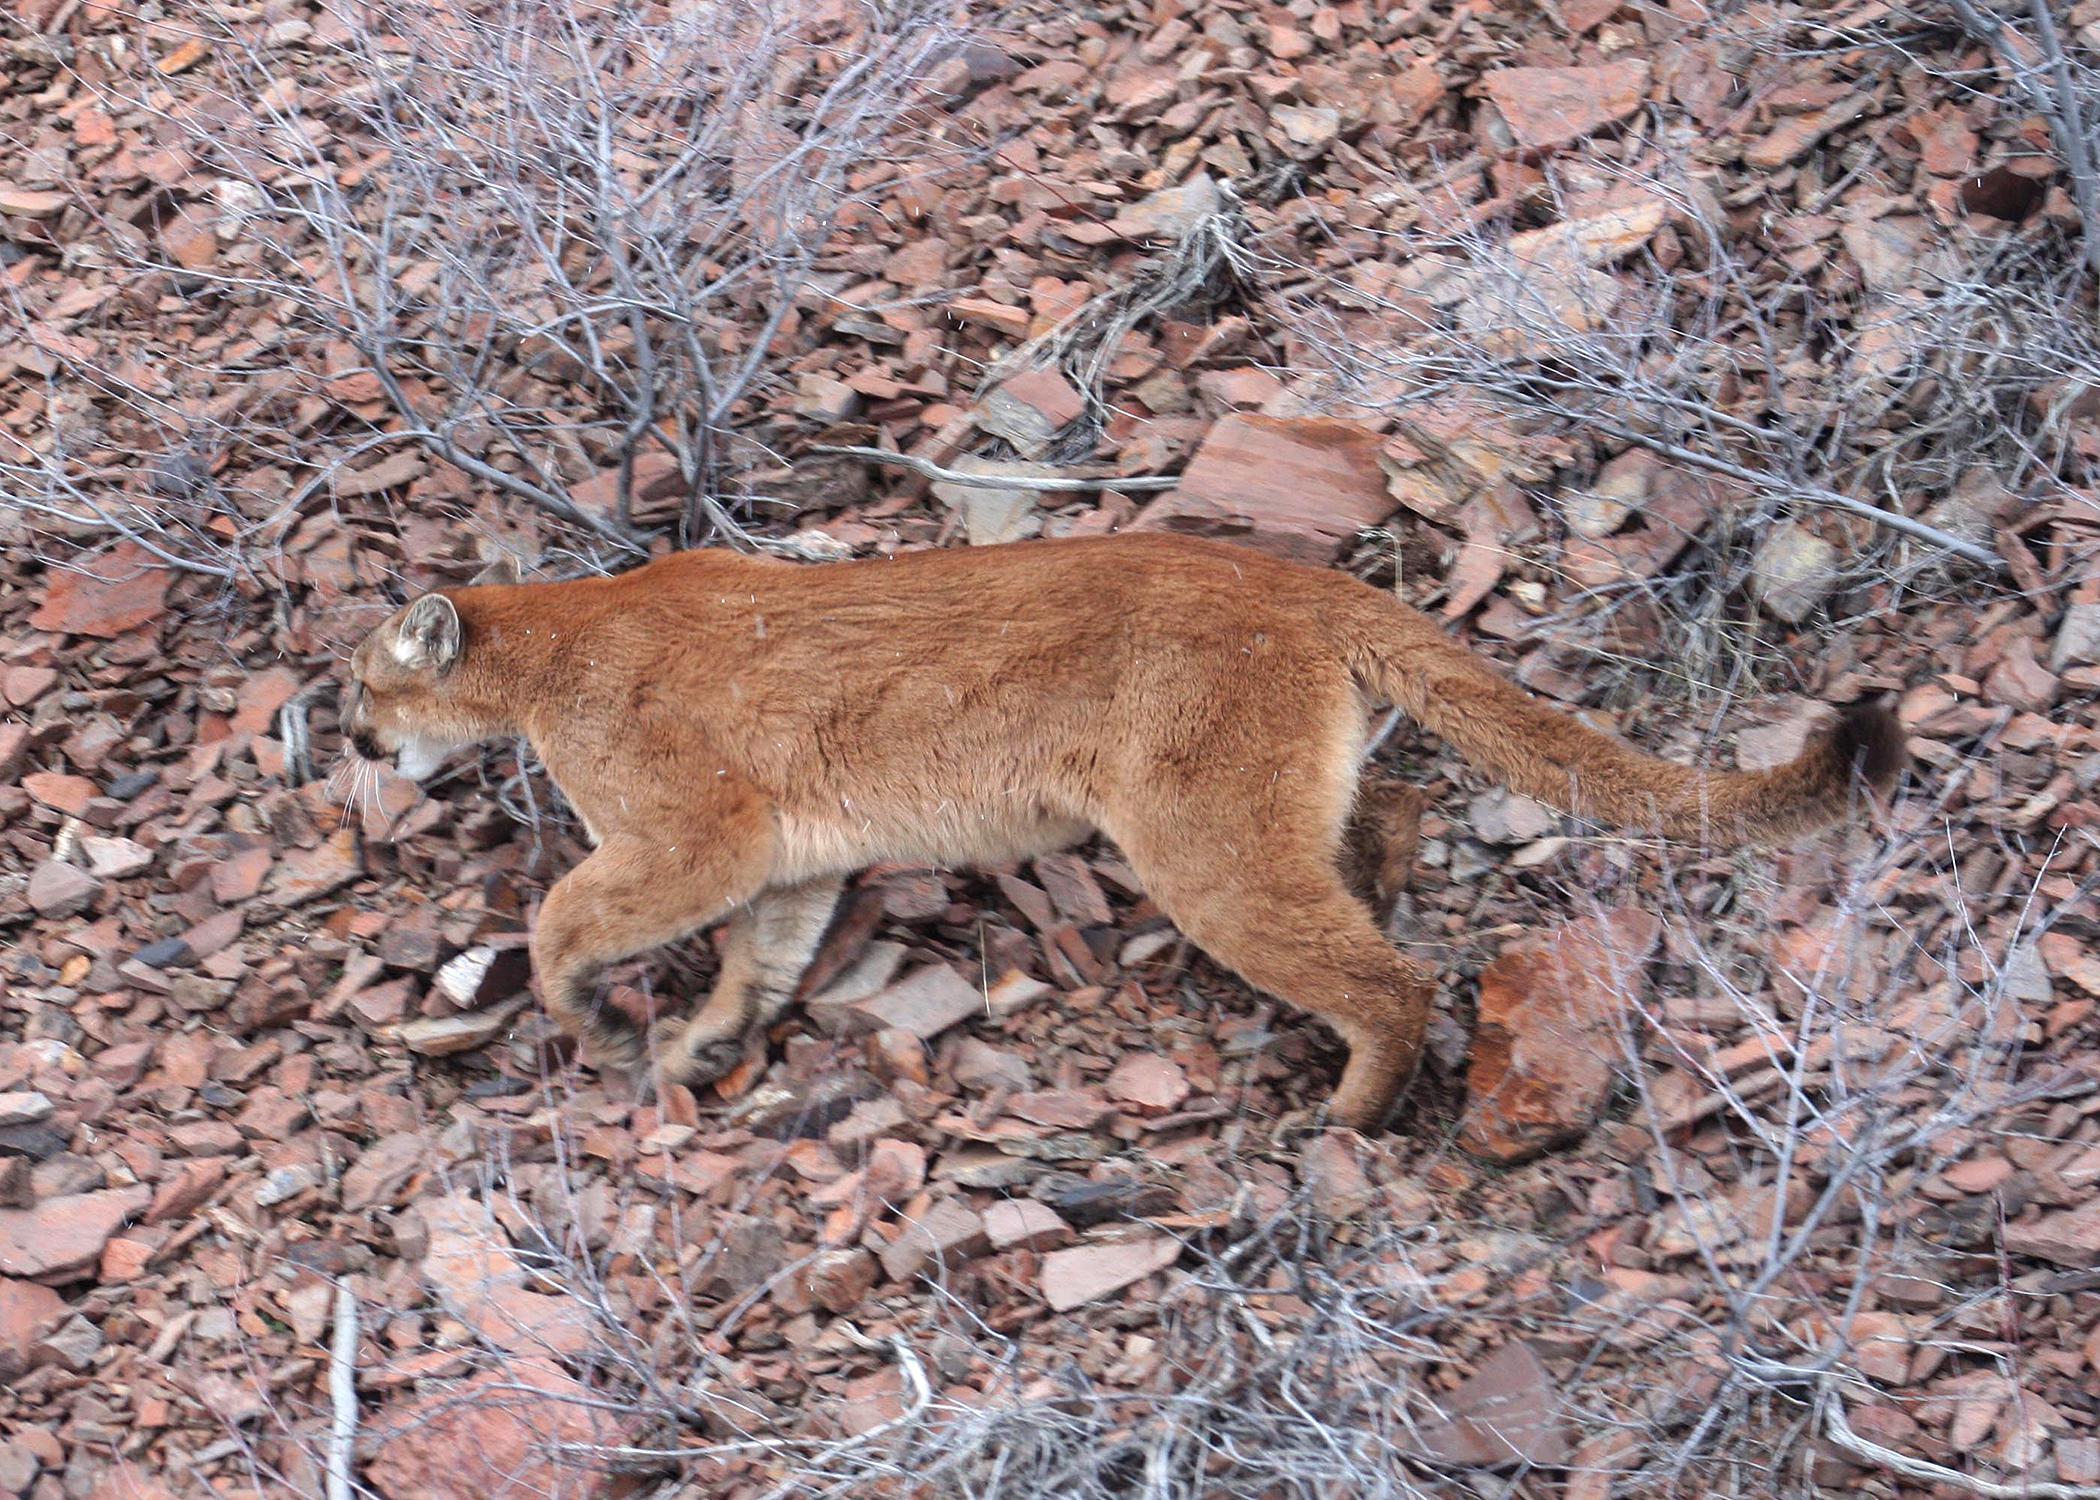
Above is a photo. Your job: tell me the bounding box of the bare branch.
[808,445,1180,492]
[1823,1388,2100,1499]
[326,1281,359,1500]
[1945,0,2100,292]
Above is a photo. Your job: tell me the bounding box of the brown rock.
[930,457,1049,546]
[951,1038,1032,1092]
[1415,1340,1570,1467]
[146,1157,227,1225]
[1,666,56,706]
[866,1139,929,1203]
[868,1026,931,1086]
[1752,523,1840,624]
[232,666,302,736]
[29,544,171,639]
[798,1247,879,1314]
[1300,1132,1376,1218]
[398,999,529,1058]
[1140,414,1395,563]
[1460,909,1663,1163]
[81,1472,179,1500]
[976,367,1085,457]
[2052,603,2100,672]
[1839,216,1935,294]
[1033,853,1112,926]
[0,187,68,219]
[267,830,364,907]
[880,1198,988,1281]
[0,1095,53,1128]
[363,1358,622,1500]
[22,771,95,814]
[212,845,275,903]
[1984,636,2060,714]
[1271,103,1340,154]
[1483,62,1649,150]
[80,836,152,880]
[1006,1089,1112,1129]
[1040,1235,1180,1311]
[2004,1199,2100,1268]
[984,1198,1073,1252]
[948,296,1031,336]
[1847,1311,1921,1385]
[419,1195,593,1358]
[0,1277,66,1378]
[0,1187,151,1281]
[1109,172,1221,239]
[1104,1054,1190,1114]
[340,1133,429,1212]
[846,965,982,1040]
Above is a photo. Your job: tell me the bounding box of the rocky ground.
[3,1,2099,1497]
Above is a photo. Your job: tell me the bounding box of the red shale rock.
[2004,1199,2100,1268]
[0,1277,66,1378]
[1460,909,1663,1163]
[1483,62,1651,150]
[1415,1340,1570,1467]
[1137,414,1395,563]
[29,543,171,639]
[0,1187,152,1282]
[1040,1235,1180,1311]
[363,1357,624,1500]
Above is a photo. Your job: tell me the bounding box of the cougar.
[342,533,1903,1130]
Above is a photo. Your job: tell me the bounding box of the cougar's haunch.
[343,533,1905,1132]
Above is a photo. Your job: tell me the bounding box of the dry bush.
[1261,5,2097,699]
[5,0,972,576]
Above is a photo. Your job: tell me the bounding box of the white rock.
[1752,523,1840,624]
[81,836,153,880]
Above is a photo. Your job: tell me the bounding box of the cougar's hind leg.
[1108,786,1434,1133]
[1342,775,1427,927]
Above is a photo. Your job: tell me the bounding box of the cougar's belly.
[773,798,1093,882]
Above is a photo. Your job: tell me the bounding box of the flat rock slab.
[1483,62,1650,150]
[845,965,983,1040]
[1136,414,1395,563]
[0,1187,152,1282]
[30,542,171,639]
[1040,1234,1180,1311]
[1414,1340,1570,1467]
[1460,908,1662,1163]
[363,1357,623,1500]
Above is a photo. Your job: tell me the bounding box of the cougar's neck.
[444,582,598,743]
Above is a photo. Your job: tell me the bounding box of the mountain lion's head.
[343,555,524,781]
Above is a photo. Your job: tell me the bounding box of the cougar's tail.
[1340,595,1905,847]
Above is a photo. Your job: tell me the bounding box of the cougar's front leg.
[530,816,772,1077]
[657,876,842,1089]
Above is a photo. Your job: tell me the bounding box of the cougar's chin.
[393,739,451,782]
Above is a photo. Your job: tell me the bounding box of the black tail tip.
[1829,697,1908,793]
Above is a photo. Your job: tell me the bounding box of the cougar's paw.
[655,1023,751,1091]
[583,1014,648,1077]
[1268,1105,1327,1148]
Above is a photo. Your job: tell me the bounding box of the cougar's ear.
[393,594,464,672]
[469,551,526,587]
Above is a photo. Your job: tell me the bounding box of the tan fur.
[344,534,1904,1131]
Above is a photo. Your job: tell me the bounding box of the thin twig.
[1588,419,2010,572]
[1823,1388,2100,1499]
[1360,708,1403,764]
[326,1280,359,1500]
[808,445,1180,492]
[1946,0,2100,293]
